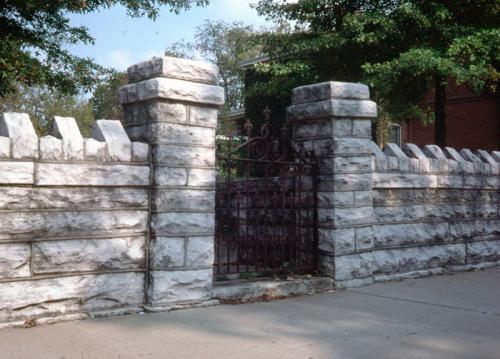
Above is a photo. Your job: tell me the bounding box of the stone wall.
[0,113,150,328]
[288,81,500,288]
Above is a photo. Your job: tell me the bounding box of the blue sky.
[68,0,270,70]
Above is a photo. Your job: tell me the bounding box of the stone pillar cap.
[127,56,219,85]
[292,81,370,104]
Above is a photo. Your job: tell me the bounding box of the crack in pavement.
[348,290,500,317]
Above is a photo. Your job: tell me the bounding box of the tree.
[0,85,94,135]
[253,0,500,146]
[91,71,128,120]
[0,0,208,97]
[165,20,262,112]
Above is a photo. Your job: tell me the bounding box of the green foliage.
[91,71,128,120]
[252,0,500,145]
[0,0,208,97]
[165,20,262,112]
[0,84,94,136]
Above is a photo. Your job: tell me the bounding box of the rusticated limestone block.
[147,269,212,305]
[52,116,84,160]
[288,99,377,121]
[0,273,144,323]
[292,81,370,104]
[149,122,215,146]
[189,106,218,127]
[150,237,186,268]
[32,237,146,274]
[0,136,10,158]
[0,187,148,210]
[0,162,34,184]
[152,144,215,167]
[0,113,38,159]
[187,168,216,187]
[372,173,438,188]
[467,240,500,264]
[91,120,132,162]
[154,167,187,186]
[0,243,30,278]
[132,142,149,162]
[84,138,108,161]
[372,244,466,275]
[118,77,224,106]
[373,222,449,248]
[152,212,215,236]
[153,189,215,211]
[127,56,219,84]
[36,163,149,186]
[186,236,214,267]
[39,136,63,160]
[318,228,355,255]
[335,252,374,281]
[0,210,148,240]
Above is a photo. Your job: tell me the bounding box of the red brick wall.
[401,84,499,151]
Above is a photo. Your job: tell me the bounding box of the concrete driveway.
[1,267,499,359]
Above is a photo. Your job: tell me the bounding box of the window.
[389,123,402,147]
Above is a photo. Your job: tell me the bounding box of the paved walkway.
[1,267,499,359]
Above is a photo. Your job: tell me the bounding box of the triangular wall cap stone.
[292,81,370,104]
[91,120,132,162]
[127,56,219,85]
[0,112,38,159]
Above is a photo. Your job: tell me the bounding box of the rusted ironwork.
[215,108,318,280]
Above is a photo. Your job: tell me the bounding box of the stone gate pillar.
[118,56,224,309]
[287,82,378,288]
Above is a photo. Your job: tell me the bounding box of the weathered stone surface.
[467,240,500,264]
[0,162,34,184]
[152,212,214,235]
[334,173,372,191]
[333,156,372,173]
[84,138,108,161]
[373,222,449,248]
[460,148,482,163]
[52,117,84,160]
[335,252,374,281]
[0,210,148,240]
[292,81,370,104]
[0,187,147,210]
[150,122,215,146]
[332,206,373,226]
[352,119,372,138]
[189,106,218,127]
[153,144,215,167]
[423,145,446,160]
[0,273,144,323]
[318,228,354,254]
[373,173,438,188]
[0,113,38,159]
[36,163,150,186]
[127,56,219,84]
[154,167,187,186]
[293,119,332,139]
[147,269,212,305]
[0,136,10,158]
[118,77,224,106]
[124,102,188,127]
[0,243,30,278]
[444,147,466,163]
[372,244,466,275]
[404,143,427,159]
[354,191,372,206]
[132,142,149,162]
[186,236,214,267]
[449,219,499,240]
[91,120,132,162]
[33,237,145,273]
[39,136,63,161]
[356,226,374,250]
[153,189,214,211]
[287,99,377,121]
[373,188,498,205]
[150,237,185,268]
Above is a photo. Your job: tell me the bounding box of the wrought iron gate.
[214,109,318,280]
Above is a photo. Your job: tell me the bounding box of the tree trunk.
[434,75,447,147]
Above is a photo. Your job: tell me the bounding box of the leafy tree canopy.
[165,20,262,112]
[253,0,500,145]
[0,0,208,97]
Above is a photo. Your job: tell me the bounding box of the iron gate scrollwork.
[215,108,319,280]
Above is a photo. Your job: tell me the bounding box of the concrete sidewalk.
[1,267,499,359]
